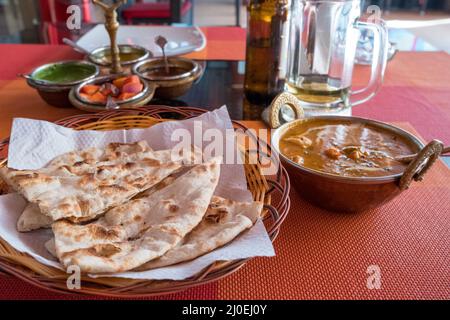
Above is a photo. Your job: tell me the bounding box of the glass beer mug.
[285,0,388,115]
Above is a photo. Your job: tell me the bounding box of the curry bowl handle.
[399,140,444,190]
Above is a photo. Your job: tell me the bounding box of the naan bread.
[11,143,152,231]
[52,157,221,273]
[16,173,178,232]
[1,141,196,223]
[1,141,152,190]
[136,196,262,270]
[2,141,153,202]
[46,141,153,174]
[17,203,52,232]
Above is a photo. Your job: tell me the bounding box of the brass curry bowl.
[132,57,203,99]
[88,44,151,71]
[272,116,444,212]
[25,60,100,108]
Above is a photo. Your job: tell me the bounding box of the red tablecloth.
[0,27,449,300]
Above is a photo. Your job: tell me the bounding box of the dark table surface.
[152,60,248,120]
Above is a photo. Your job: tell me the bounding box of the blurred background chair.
[384,0,428,15]
[235,0,241,26]
[364,0,430,15]
[121,0,194,25]
[39,0,93,44]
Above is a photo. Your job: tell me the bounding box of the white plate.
[76,25,206,57]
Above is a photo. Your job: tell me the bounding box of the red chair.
[122,0,193,25]
[39,0,93,44]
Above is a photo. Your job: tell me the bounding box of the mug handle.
[351,18,389,106]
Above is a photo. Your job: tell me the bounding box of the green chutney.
[33,62,97,84]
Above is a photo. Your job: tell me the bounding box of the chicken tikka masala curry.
[279,119,416,177]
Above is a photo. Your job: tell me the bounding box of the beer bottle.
[243,0,290,119]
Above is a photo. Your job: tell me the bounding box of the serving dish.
[69,74,156,112]
[0,106,290,297]
[76,25,206,57]
[272,116,444,212]
[25,60,100,108]
[133,57,203,99]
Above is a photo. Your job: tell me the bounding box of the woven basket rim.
[0,105,291,298]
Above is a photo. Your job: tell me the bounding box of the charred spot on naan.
[158,225,183,238]
[80,151,98,165]
[8,172,37,182]
[104,141,151,160]
[54,220,122,246]
[94,164,124,179]
[46,197,95,223]
[88,244,121,258]
[128,175,145,184]
[194,165,208,173]
[73,161,85,167]
[55,165,77,175]
[53,200,84,220]
[135,175,177,199]
[57,202,75,213]
[112,141,150,153]
[106,142,128,151]
[205,207,229,223]
[0,180,11,195]
[160,199,180,213]
[192,160,219,174]
[77,173,96,187]
[177,144,203,164]
[52,219,73,231]
[11,172,55,187]
[63,244,122,262]
[125,177,153,190]
[123,162,138,170]
[141,158,162,167]
[90,225,121,240]
[47,147,103,168]
[98,184,130,195]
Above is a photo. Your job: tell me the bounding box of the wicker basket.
[0,106,290,298]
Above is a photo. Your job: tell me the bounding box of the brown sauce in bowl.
[279,119,417,177]
[143,67,187,78]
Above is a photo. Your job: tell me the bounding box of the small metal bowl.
[69,74,156,112]
[272,116,444,212]
[88,44,151,69]
[132,57,203,99]
[26,60,99,108]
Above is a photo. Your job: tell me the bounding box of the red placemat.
[185,27,246,61]
[353,52,450,144]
